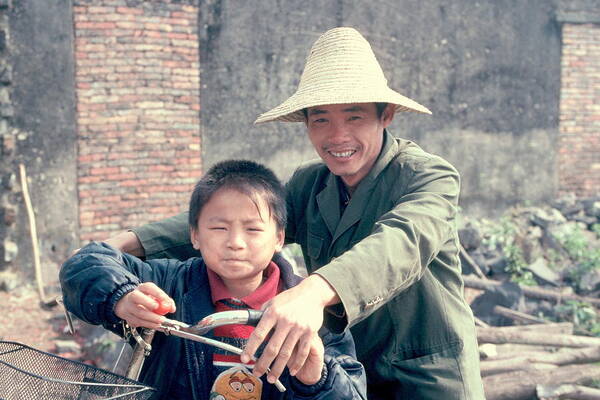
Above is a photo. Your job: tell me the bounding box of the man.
[106,27,484,398]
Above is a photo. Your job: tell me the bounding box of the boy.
[60,160,366,400]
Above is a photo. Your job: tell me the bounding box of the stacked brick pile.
[558,22,600,197]
[73,0,201,241]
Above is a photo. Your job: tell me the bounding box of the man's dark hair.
[374,102,389,118]
[302,102,389,119]
[188,160,287,231]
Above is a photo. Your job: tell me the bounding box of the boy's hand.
[241,275,340,384]
[294,335,325,385]
[114,282,176,329]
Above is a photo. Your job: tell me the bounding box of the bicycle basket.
[0,341,155,400]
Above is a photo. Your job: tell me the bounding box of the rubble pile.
[460,195,600,399]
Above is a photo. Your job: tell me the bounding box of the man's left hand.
[241,274,339,383]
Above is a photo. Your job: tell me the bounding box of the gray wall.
[8,0,78,282]
[1,0,564,285]
[199,0,561,216]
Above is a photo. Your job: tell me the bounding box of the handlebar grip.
[149,295,173,315]
[246,309,263,326]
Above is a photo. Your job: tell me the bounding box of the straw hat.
[254,27,431,124]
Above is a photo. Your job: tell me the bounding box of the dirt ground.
[0,285,66,353]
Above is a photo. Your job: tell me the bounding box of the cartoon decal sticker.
[210,366,262,400]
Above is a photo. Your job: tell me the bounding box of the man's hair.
[188,160,287,231]
[374,102,389,118]
[302,102,389,120]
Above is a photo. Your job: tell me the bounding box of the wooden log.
[460,245,488,280]
[481,357,554,375]
[477,327,600,348]
[19,163,47,303]
[526,346,600,365]
[493,305,548,324]
[484,349,554,362]
[483,363,600,400]
[537,384,600,400]
[483,322,573,335]
[481,346,600,376]
[479,343,498,359]
[463,275,600,307]
[481,324,574,361]
[473,315,490,328]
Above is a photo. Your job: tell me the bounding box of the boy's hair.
[188,160,287,231]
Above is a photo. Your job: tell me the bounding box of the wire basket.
[0,341,155,400]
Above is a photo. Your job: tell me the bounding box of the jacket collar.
[317,129,398,242]
[182,255,301,400]
[184,254,301,324]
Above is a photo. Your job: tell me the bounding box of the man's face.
[190,187,284,297]
[305,103,394,189]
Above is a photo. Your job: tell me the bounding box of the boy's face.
[190,187,284,294]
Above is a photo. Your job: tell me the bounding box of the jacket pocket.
[380,341,470,399]
[390,340,462,366]
[307,232,324,261]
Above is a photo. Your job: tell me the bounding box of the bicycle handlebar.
[126,309,285,392]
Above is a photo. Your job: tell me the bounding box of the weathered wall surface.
[198,0,562,215]
[1,0,78,287]
[1,0,598,289]
[0,0,18,284]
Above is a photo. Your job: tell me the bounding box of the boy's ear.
[275,229,285,252]
[190,228,200,250]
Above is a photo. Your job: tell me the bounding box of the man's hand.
[114,282,176,329]
[69,231,144,258]
[104,231,145,257]
[294,335,325,385]
[241,274,340,384]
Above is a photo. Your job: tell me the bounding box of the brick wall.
[558,22,600,197]
[73,1,201,241]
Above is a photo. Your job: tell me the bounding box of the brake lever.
[185,309,263,335]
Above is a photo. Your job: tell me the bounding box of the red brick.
[75,22,117,30]
[116,7,144,15]
[89,167,121,176]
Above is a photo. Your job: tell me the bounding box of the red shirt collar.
[207,261,280,309]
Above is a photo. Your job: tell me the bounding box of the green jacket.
[134,131,484,399]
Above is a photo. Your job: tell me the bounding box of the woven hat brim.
[254,87,431,124]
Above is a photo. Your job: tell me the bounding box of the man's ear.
[381,103,396,128]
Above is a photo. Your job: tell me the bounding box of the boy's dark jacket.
[60,242,367,400]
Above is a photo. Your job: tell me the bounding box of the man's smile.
[328,150,356,158]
